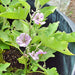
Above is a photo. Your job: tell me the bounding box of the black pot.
[27,0,75,75]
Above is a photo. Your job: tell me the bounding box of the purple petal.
[34,20,40,24]
[29,51,39,60]
[19,33,25,40]
[39,13,44,21]
[36,49,47,55]
[40,21,46,25]
[16,33,31,47]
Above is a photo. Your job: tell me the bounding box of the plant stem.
[24,48,28,75]
[29,13,32,37]
[28,71,45,74]
[37,64,46,72]
[18,48,23,54]
[25,59,27,75]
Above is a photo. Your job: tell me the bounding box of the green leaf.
[0,41,10,50]
[40,34,73,55]
[0,7,29,19]
[0,5,6,13]
[5,30,20,49]
[18,56,27,64]
[35,0,40,9]
[39,0,50,6]
[14,69,24,75]
[39,47,56,61]
[11,20,29,33]
[0,49,5,63]
[1,0,11,5]
[2,21,10,30]
[0,63,10,74]
[38,22,59,36]
[40,6,56,18]
[0,30,20,49]
[46,68,59,75]
[51,31,75,42]
[19,0,30,12]
[2,73,12,75]
[9,0,20,8]
[48,22,59,35]
[38,22,73,55]
[0,30,10,41]
[31,36,40,44]
[32,66,38,72]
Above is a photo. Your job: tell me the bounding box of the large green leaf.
[40,33,73,55]
[51,31,75,42]
[40,6,56,18]
[0,63,10,74]
[0,7,29,19]
[39,0,50,6]
[38,22,73,55]
[46,68,59,75]
[0,30,20,49]
[1,0,11,5]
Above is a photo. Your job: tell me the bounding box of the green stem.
[37,64,46,72]
[28,71,45,74]
[18,48,23,54]
[25,63,27,75]
[25,58,28,75]
[29,13,32,37]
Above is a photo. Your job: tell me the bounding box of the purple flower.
[32,12,46,25]
[16,33,32,47]
[29,50,47,60]
[29,51,39,60]
[36,49,47,55]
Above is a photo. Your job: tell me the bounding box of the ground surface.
[66,0,75,23]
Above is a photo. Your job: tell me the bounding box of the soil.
[66,0,75,23]
[3,47,24,69]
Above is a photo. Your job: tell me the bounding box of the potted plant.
[0,0,75,75]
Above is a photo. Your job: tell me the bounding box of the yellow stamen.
[41,54,43,56]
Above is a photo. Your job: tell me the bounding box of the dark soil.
[3,47,24,69]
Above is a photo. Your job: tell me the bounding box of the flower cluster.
[16,12,47,61]
[29,49,47,60]
[32,12,46,25]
